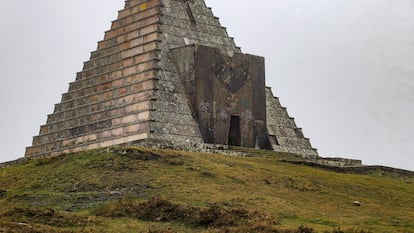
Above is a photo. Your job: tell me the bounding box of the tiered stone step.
[25,0,164,157]
[266,87,318,158]
[25,0,240,157]
[145,0,241,145]
[160,0,239,54]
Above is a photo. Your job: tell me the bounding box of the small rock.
[353,201,361,206]
[263,179,271,185]
[109,191,122,195]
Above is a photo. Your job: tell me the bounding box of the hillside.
[0,147,413,233]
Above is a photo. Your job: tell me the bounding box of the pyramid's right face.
[171,45,270,149]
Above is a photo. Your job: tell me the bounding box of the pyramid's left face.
[25,0,250,158]
[25,0,164,157]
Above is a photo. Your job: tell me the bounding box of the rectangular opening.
[268,135,279,146]
[228,115,241,146]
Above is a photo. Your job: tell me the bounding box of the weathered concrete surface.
[171,45,271,149]
[25,0,318,159]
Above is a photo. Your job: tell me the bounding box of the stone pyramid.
[25,0,318,158]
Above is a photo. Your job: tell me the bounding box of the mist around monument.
[0,0,413,171]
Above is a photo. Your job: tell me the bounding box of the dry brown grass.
[0,146,412,232]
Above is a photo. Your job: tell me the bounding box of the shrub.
[2,207,89,227]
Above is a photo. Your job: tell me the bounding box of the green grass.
[0,146,413,232]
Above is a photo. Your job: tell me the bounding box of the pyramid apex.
[25,0,318,159]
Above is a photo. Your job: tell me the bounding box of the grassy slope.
[0,147,413,233]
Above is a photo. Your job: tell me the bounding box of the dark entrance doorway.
[228,116,241,146]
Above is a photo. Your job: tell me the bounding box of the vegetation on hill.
[0,147,413,232]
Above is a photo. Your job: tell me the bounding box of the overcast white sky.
[0,0,413,171]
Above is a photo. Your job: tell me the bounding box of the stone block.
[121,46,144,59]
[130,79,154,92]
[125,101,151,113]
[98,130,112,140]
[122,57,134,67]
[125,122,149,134]
[112,128,124,137]
[139,24,159,37]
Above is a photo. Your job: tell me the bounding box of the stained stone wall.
[25,0,163,157]
[169,45,271,149]
[25,0,318,159]
[147,0,241,146]
[266,87,318,158]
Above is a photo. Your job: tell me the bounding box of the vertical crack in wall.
[181,0,197,25]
